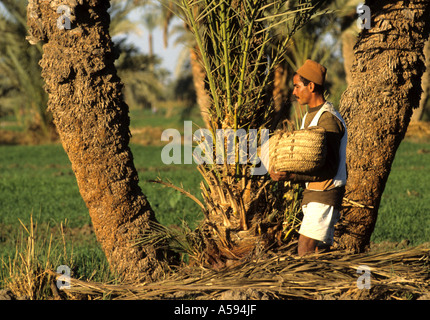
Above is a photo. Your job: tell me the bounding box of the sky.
[126,27,185,78]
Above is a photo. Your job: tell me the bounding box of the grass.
[0,143,204,285]
[371,141,430,245]
[0,102,206,292]
[129,101,205,132]
[0,145,90,227]
[0,130,206,291]
[0,143,205,226]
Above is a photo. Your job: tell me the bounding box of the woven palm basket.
[269,125,327,174]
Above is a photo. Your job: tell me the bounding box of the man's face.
[292,74,311,106]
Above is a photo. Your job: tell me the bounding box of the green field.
[371,141,430,245]
[1,121,429,286]
[0,143,205,283]
[0,105,207,286]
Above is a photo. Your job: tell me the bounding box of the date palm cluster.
[160,0,326,268]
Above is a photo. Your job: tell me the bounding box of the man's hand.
[270,169,294,181]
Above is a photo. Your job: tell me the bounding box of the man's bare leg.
[298,234,319,256]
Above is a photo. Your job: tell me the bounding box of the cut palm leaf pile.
[50,244,429,300]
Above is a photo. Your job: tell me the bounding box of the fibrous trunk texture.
[27,0,172,281]
[189,47,212,129]
[411,39,429,121]
[336,0,430,252]
[195,164,288,270]
[271,64,292,130]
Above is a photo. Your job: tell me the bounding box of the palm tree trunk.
[411,39,429,121]
[27,0,172,281]
[339,3,360,86]
[189,46,212,129]
[270,63,291,130]
[341,28,357,86]
[336,0,430,252]
[148,32,154,58]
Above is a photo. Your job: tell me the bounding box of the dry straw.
[51,243,429,300]
[1,215,73,300]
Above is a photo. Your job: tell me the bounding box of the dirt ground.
[404,120,430,141]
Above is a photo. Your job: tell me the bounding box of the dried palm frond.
[50,245,430,300]
[133,220,206,265]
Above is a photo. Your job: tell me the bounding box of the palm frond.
[172,0,327,132]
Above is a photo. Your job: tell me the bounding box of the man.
[270,59,347,256]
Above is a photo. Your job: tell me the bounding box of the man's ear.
[308,82,315,93]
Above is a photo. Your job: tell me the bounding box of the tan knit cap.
[296,59,326,86]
